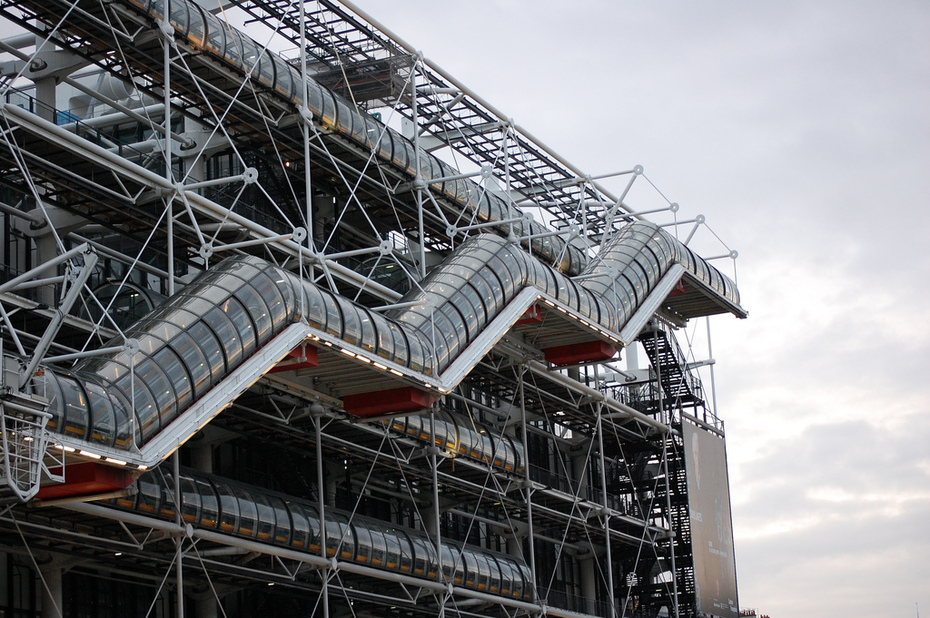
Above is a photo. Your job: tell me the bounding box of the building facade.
[0,1,745,616]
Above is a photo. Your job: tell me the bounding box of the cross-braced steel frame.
[0,0,743,616]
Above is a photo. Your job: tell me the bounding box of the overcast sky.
[358,1,930,616]
[2,0,926,615]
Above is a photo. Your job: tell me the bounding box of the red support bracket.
[343,386,436,418]
[544,340,617,366]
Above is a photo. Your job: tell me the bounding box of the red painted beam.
[514,304,543,326]
[36,462,134,500]
[544,340,617,366]
[343,386,436,418]
[267,343,319,374]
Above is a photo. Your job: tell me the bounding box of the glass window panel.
[234,486,258,537]
[368,527,387,568]
[153,347,191,420]
[215,482,240,533]
[406,331,427,373]
[288,502,310,549]
[411,536,437,578]
[234,283,272,345]
[518,563,533,599]
[168,0,188,32]
[158,472,177,519]
[252,493,276,541]
[497,558,515,597]
[58,375,89,440]
[352,523,372,563]
[325,513,353,560]
[84,379,114,447]
[335,99,354,139]
[272,56,293,99]
[486,554,503,594]
[320,90,336,128]
[169,332,211,398]
[239,35,259,74]
[174,291,218,319]
[383,528,401,571]
[487,255,520,299]
[307,80,324,117]
[302,284,327,330]
[149,316,185,342]
[449,290,480,341]
[188,3,206,47]
[320,290,342,337]
[304,504,322,551]
[396,530,413,574]
[179,475,201,525]
[202,306,243,370]
[221,296,256,359]
[135,334,164,356]
[33,371,62,434]
[196,477,219,528]
[250,271,288,328]
[373,315,395,360]
[336,297,361,346]
[134,357,176,427]
[387,321,408,367]
[148,0,165,20]
[357,308,376,353]
[223,29,243,67]
[390,129,408,170]
[112,373,158,442]
[108,387,136,449]
[187,321,226,383]
[462,550,479,588]
[136,475,162,514]
[268,495,291,544]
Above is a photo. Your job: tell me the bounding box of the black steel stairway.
[638,324,704,407]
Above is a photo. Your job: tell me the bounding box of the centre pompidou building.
[0,1,746,616]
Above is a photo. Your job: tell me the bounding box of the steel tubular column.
[518,366,538,614]
[428,406,446,615]
[412,58,427,279]
[598,407,618,618]
[595,361,618,618]
[315,411,330,617]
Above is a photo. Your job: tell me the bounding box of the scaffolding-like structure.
[0,0,745,616]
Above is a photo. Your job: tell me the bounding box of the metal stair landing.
[0,387,58,502]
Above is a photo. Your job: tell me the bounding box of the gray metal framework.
[0,0,744,616]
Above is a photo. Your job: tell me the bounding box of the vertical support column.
[172,451,185,618]
[428,406,445,617]
[161,12,185,618]
[706,315,718,417]
[298,0,316,304]
[663,438,680,618]
[314,410,330,618]
[579,556,597,615]
[596,403,617,618]
[517,367,537,605]
[411,58,427,279]
[39,563,62,618]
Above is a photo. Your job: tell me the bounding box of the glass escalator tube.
[40,257,296,449]
[36,219,738,455]
[108,469,533,599]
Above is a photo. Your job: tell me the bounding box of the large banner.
[682,420,739,617]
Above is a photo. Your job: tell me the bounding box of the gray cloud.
[361,1,930,615]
